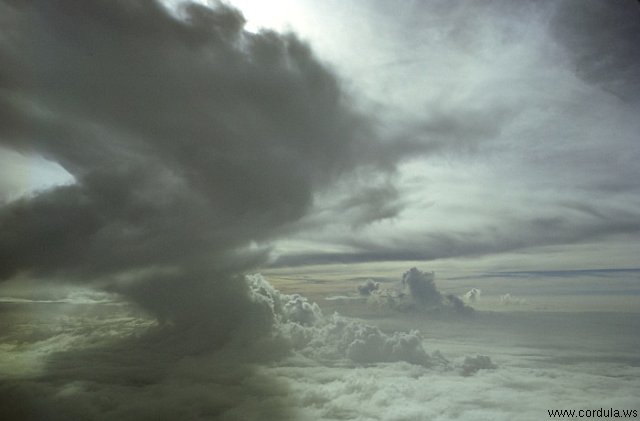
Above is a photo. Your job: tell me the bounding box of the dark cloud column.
[0,0,376,337]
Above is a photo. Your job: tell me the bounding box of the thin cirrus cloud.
[261,0,640,270]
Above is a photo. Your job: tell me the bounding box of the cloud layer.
[262,0,640,270]
[2,291,638,420]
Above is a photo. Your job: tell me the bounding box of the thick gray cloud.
[0,0,382,331]
[362,268,474,316]
[551,0,640,102]
[0,2,446,417]
[401,268,442,308]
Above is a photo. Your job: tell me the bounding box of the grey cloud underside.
[551,0,640,102]
[272,209,640,267]
[0,0,387,326]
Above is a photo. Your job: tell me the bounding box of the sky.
[231,0,640,273]
[3,0,639,275]
[0,0,639,420]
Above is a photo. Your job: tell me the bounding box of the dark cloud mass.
[551,0,640,101]
[0,0,374,331]
[401,267,442,308]
[365,268,474,316]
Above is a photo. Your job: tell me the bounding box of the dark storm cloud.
[401,267,441,307]
[0,0,379,328]
[372,268,475,315]
[551,0,640,102]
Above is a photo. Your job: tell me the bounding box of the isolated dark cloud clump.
[367,268,474,315]
[401,267,442,307]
